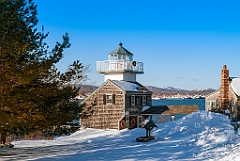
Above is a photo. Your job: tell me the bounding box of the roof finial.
[119,42,123,47]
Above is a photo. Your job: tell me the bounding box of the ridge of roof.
[80,79,114,104]
[81,80,152,104]
[141,106,169,115]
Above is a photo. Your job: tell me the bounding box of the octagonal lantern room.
[96,43,144,82]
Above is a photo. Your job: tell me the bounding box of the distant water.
[152,98,205,122]
[152,98,205,111]
[79,98,205,110]
[78,98,205,122]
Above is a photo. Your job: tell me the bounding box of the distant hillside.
[77,84,215,97]
[77,84,98,95]
[146,86,215,97]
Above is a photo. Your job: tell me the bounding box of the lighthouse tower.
[96,43,144,82]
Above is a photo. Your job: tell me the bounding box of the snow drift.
[1,111,240,161]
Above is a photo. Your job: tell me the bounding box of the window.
[107,94,112,103]
[131,95,135,106]
[126,116,129,126]
[210,101,216,107]
[207,100,216,110]
[142,95,146,105]
[138,116,142,126]
[207,101,216,107]
[103,94,115,104]
[136,96,142,105]
[147,96,151,104]
[109,54,117,60]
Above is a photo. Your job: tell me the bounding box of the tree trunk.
[0,131,6,144]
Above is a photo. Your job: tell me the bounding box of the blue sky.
[34,0,240,89]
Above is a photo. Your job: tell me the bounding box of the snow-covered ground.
[1,111,240,161]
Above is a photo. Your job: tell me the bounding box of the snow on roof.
[231,78,240,96]
[140,119,149,126]
[112,80,149,92]
[142,106,150,112]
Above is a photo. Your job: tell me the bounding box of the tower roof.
[108,42,133,56]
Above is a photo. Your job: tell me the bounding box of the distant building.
[205,65,240,119]
[80,43,152,130]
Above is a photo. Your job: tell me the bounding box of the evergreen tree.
[0,0,88,143]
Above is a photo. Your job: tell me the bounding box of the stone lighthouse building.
[80,43,152,130]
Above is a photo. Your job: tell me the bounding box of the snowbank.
[1,111,240,161]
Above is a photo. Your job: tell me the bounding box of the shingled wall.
[80,80,125,129]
